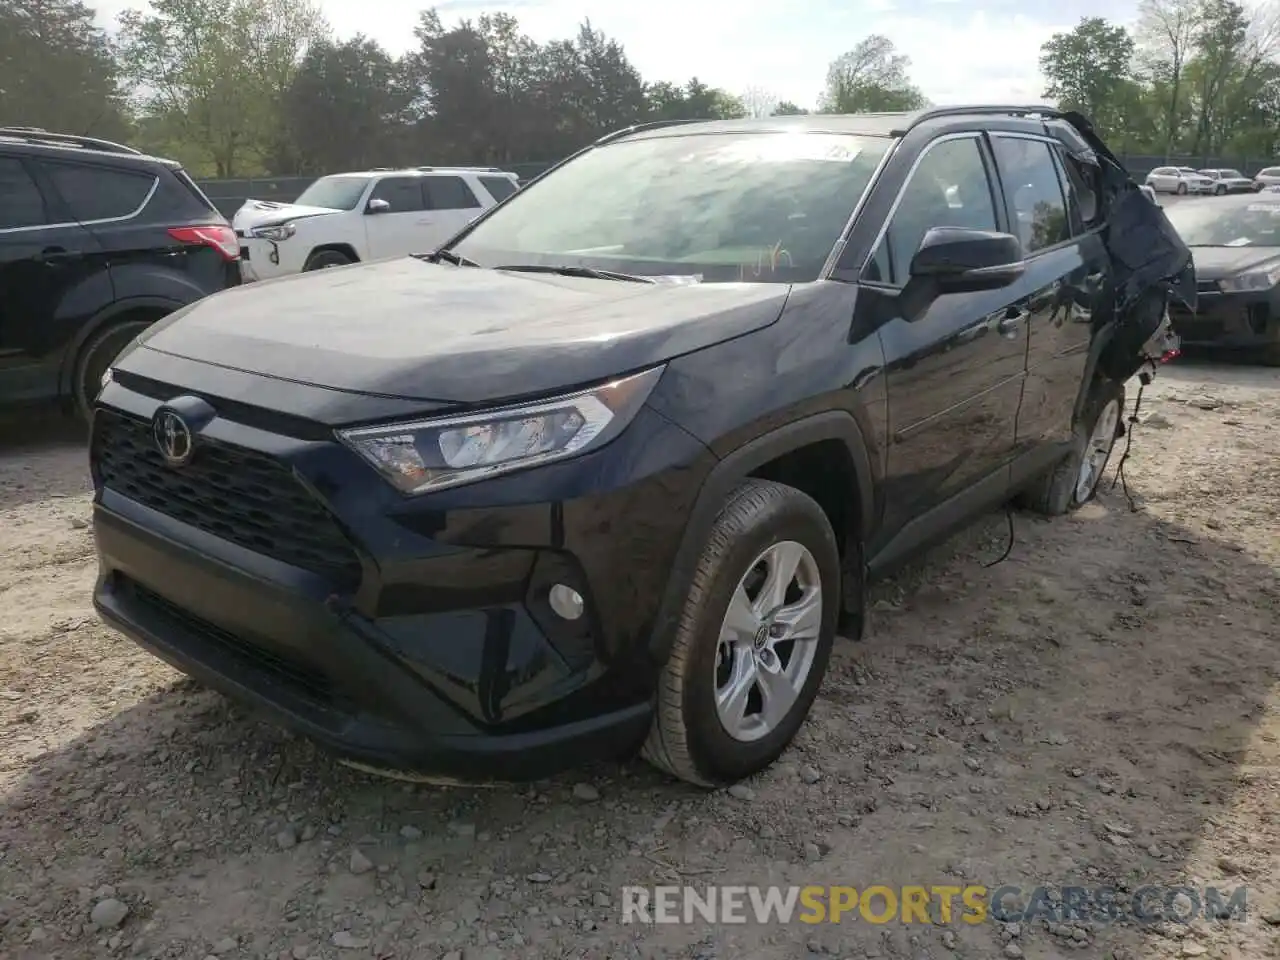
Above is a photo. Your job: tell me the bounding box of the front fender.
[647,410,876,665]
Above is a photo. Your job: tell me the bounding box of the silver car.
[1198,168,1255,195]
[1145,166,1215,195]
[1253,166,1280,191]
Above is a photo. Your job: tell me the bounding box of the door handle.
[997,306,1030,337]
[38,246,72,263]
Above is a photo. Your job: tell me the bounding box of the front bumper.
[90,375,714,780]
[1168,286,1280,350]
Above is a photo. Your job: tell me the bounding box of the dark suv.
[89,107,1186,787]
[0,128,240,420]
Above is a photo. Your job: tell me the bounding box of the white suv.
[233,167,519,281]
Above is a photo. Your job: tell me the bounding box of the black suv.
[89,107,1187,787]
[0,128,240,420]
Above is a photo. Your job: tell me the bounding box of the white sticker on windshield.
[704,133,864,165]
[1225,237,1252,246]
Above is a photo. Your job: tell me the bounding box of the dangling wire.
[983,507,1016,568]
[1109,374,1149,512]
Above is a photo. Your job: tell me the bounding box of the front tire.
[642,480,841,787]
[1215,184,1226,196]
[1018,380,1125,516]
[304,250,353,271]
[1177,182,1188,195]
[73,320,152,423]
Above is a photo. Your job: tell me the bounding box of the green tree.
[772,101,809,116]
[1135,0,1199,154]
[117,0,328,176]
[0,0,130,138]
[1039,17,1136,137]
[282,36,413,174]
[820,35,927,113]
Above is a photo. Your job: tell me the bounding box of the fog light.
[548,584,584,621]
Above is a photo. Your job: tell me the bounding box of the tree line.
[1040,0,1280,160]
[2,0,1277,181]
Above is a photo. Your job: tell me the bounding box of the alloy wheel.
[1075,398,1121,504]
[713,540,822,743]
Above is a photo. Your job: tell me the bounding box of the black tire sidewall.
[75,320,152,421]
[1177,183,1187,195]
[305,251,352,270]
[1070,383,1125,508]
[679,492,841,783]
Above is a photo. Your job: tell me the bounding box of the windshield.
[294,175,371,211]
[448,131,892,283]
[1165,197,1280,246]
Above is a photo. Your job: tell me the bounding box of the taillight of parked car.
[168,225,240,262]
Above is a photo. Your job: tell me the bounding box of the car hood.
[232,200,342,232]
[1191,246,1280,280]
[130,258,792,404]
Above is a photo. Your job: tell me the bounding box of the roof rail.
[594,118,708,146]
[891,104,1061,136]
[414,165,507,172]
[0,127,142,155]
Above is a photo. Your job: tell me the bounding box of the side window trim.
[989,132,1072,259]
[858,131,1002,289]
[0,155,52,232]
[35,160,159,228]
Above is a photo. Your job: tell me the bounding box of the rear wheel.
[73,319,152,423]
[642,479,841,786]
[304,249,353,271]
[1019,380,1125,516]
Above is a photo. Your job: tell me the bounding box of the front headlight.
[338,367,665,495]
[251,222,296,241]
[1218,267,1280,292]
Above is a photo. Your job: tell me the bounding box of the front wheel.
[642,480,842,786]
[1018,380,1125,516]
[304,250,353,271]
[1177,182,1188,195]
[1215,184,1226,196]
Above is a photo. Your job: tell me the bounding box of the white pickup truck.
[233,166,520,281]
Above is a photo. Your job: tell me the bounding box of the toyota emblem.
[153,409,194,466]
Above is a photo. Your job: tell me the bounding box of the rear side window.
[0,157,47,229]
[370,177,425,212]
[1051,146,1100,232]
[425,176,480,210]
[42,162,156,222]
[479,175,517,202]
[991,137,1069,254]
[1262,168,1280,177]
[172,169,218,213]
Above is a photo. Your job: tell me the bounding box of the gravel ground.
[1,359,1278,960]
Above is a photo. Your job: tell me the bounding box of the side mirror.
[908,226,1025,293]
[366,198,391,214]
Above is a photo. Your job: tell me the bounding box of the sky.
[94,0,1144,110]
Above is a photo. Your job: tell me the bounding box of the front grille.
[130,580,335,704]
[94,409,362,588]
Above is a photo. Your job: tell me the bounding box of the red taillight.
[1160,348,1181,363]
[168,225,239,262]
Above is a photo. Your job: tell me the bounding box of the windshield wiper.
[494,263,656,283]
[415,249,480,267]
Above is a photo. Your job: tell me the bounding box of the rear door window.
[425,176,481,210]
[0,156,48,229]
[369,177,426,212]
[479,175,517,202]
[991,137,1069,254]
[41,161,156,222]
